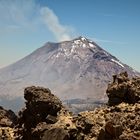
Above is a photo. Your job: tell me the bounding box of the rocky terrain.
[0,37,139,112]
[0,106,17,139]
[0,72,140,140]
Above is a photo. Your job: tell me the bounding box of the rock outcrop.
[0,106,17,127]
[0,106,17,139]
[16,86,65,139]
[76,102,140,140]
[1,72,140,140]
[107,71,140,105]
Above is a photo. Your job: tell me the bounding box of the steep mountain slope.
[0,36,139,111]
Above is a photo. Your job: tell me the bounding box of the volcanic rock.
[16,86,64,139]
[0,106,17,139]
[0,127,15,140]
[107,71,140,105]
[0,106,17,127]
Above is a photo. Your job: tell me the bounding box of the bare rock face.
[107,71,140,105]
[76,102,140,140]
[0,106,17,140]
[24,86,62,116]
[16,86,64,139]
[0,106,17,127]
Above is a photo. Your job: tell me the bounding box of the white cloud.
[40,7,73,41]
[0,0,38,27]
[0,0,75,41]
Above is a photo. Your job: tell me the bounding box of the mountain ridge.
[0,36,139,112]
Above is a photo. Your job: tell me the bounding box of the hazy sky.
[0,0,140,71]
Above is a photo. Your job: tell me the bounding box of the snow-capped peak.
[72,36,96,49]
[81,37,87,41]
[74,36,87,41]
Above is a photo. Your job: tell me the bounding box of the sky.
[0,0,140,71]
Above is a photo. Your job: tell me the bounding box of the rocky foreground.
[0,72,140,140]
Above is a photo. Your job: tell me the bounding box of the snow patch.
[63,48,71,56]
[73,40,87,49]
[71,45,77,53]
[89,40,93,43]
[89,43,95,48]
[74,40,80,44]
[111,59,124,68]
[81,37,86,41]
[82,43,86,48]
[104,51,109,56]
[56,53,61,58]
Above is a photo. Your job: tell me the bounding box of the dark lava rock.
[77,102,140,140]
[0,106,17,127]
[24,86,62,116]
[107,71,140,106]
[16,86,64,139]
[42,128,69,140]
[105,121,122,137]
[0,106,17,139]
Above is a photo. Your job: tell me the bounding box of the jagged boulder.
[0,106,17,140]
[0,106,17,127]
[16,86,76,139]
[24,86,62,116]
[107,71,140,105]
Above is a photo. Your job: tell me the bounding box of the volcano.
[0,36,139,112]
